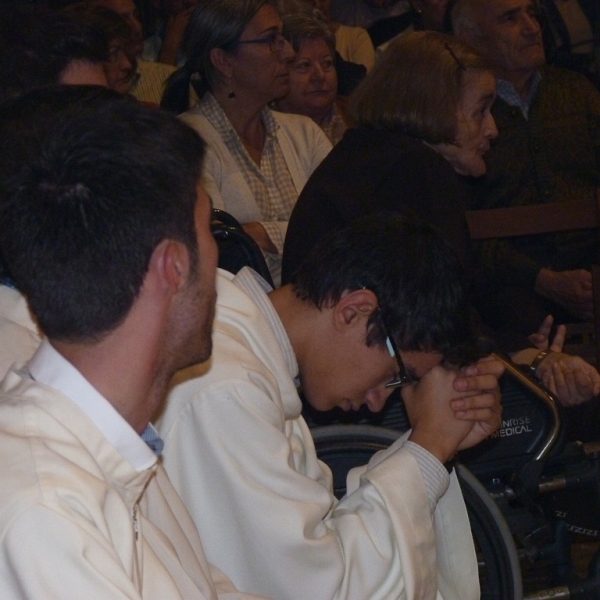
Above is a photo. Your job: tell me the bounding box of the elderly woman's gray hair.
[282,12,335,55]
[349,31,492,144]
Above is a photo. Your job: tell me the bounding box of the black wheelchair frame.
[307,354,600,599]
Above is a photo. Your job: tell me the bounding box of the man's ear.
[148,239,191,294]
[209,47,234,79]
[332,288,378,332]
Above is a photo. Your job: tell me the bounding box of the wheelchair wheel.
[312,425,523,600]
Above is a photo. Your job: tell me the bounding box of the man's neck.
[51,324,167,435]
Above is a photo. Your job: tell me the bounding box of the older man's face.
[471,0,545,77]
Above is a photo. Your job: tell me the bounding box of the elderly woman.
[161,0,332,285]
[283,31,496,282]
[283,30,600,408]
[272,12,350,145]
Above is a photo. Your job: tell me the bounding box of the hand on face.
[403,355,503,463]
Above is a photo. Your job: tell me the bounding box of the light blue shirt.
[497,70,542,119]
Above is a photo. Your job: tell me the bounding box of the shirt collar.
[496,70,542,119]
[200,92,279,139]
[233,267,298,379]
[28,339,158,471]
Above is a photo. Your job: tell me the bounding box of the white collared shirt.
[28,339,157,471]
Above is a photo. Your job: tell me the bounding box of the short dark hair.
[0,86,206,342]
[349,31,492,144]
[61,2,133,49]
[293,213,477,361]
[0,4,108,102]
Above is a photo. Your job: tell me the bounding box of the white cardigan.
[180,106,331,284]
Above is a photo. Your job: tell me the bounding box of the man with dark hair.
[0,86,264,600]
[158,214,503,599]
[0,4,109,101]
[452,0,600,338]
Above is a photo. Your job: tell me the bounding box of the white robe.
[159,270,479,600]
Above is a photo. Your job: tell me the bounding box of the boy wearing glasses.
[158,214,503,600]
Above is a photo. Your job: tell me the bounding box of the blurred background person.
[142,0,201,66]
[62,2,137,93]
[0,3,108,102]
[279,0,376,74]
[161,0,332,285]
[370,0,452,49]
[330,0,410,30]
[272,12,350,145]
[539,0,599,89]
[49,0,179,105]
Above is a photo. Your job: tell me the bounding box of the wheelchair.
[306,355,600,599]
[211,213,600,598]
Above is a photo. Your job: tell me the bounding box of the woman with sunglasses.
[161,0,332,285]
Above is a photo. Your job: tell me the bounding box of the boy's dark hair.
[0,86,206,342]
[0,4,108,102]
[293,213,478,361]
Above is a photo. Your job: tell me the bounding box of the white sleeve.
[160,373,477,600]
[0,507,145,599]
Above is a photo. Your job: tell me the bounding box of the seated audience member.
[283,32,495,294]
[539,0,599,88]
[62,0,180,105]
[88,0,176,103]
[371,0,452,51]
[0,86,264,600]
[62,2,137,93]
[330,0,410,30]
[272,12,350,145]
[0,3,108,100]
[282,31,600,407]
[158,214,504,600]
[143,0,201,66]
[299,0,377,70]
[161,0,332,286]
[452,0,600,338]
[276,0,374,93]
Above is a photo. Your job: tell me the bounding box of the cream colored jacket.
[0,368,265,599]
[159,270,479,600]
[0,285,40,380]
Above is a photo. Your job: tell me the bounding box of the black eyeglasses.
[238,32,287,54]
[377,307,413,388]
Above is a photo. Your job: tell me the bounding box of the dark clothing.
[282,126,528,352]
[469,66,600,334]
[540,0,600,88]
[282,127,473,284]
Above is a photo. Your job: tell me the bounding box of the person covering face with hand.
[158,214,503,600]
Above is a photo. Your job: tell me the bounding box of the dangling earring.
[228,78,236,99]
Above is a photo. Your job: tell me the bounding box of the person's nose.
[311,63,326,82]
[280,38,295,62]
[364,386,394,413]
[485,113,498,140]
[521,11,541,36]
